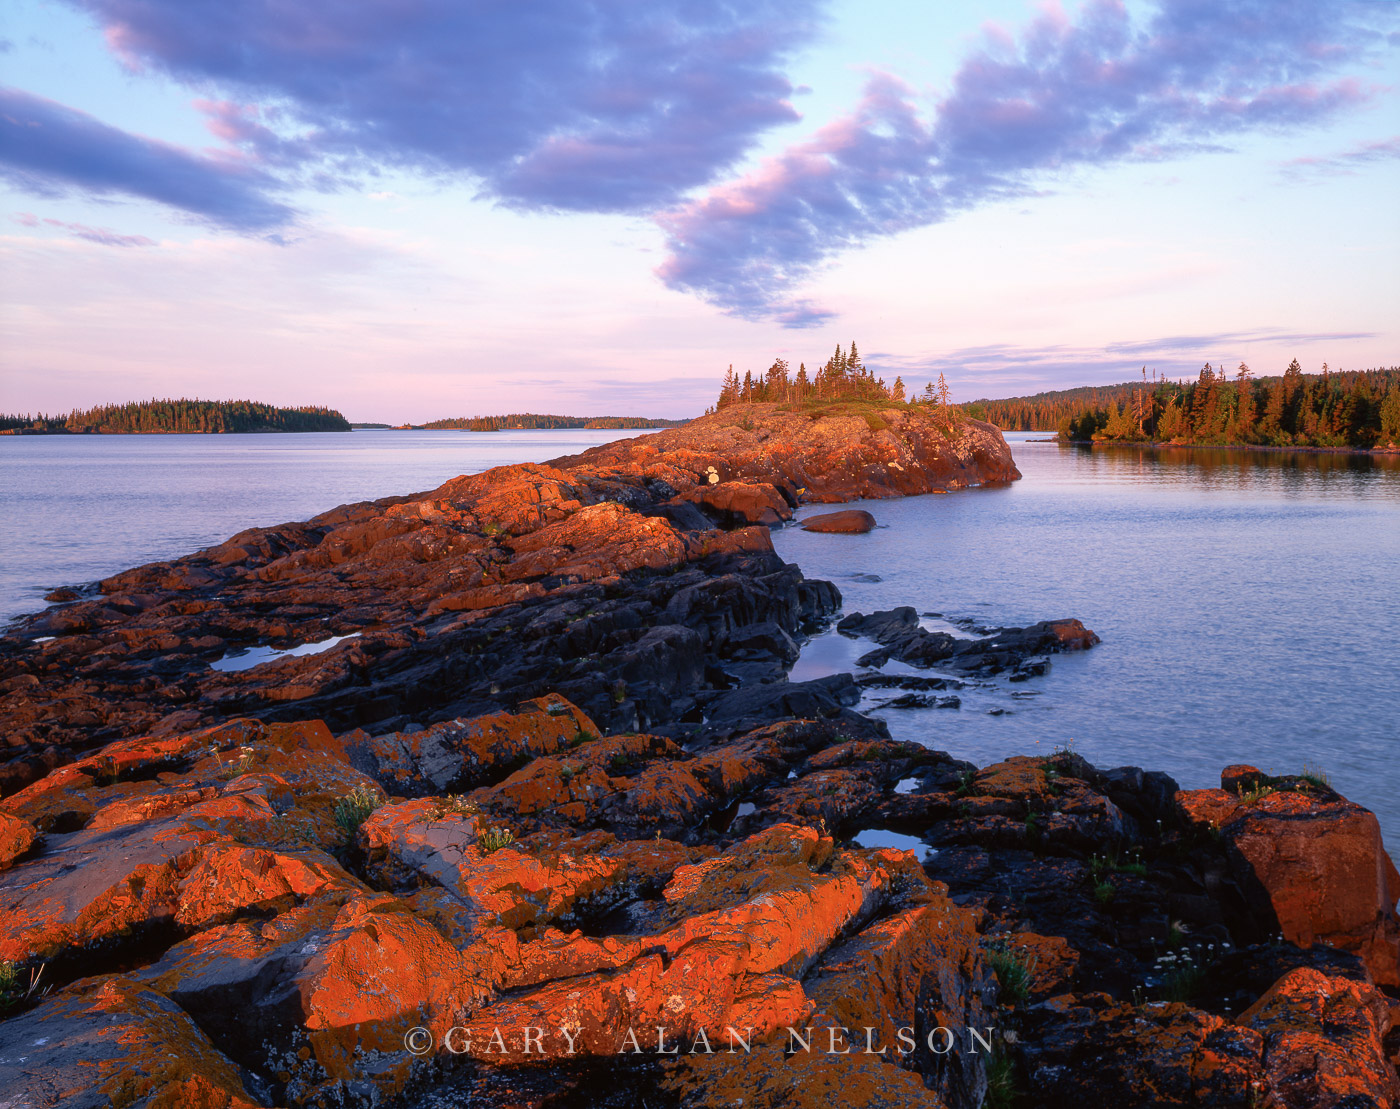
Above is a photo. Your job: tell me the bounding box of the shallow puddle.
[850,827,936,859]
[210,633,359,672]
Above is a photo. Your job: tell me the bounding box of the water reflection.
[774,432,1400,846]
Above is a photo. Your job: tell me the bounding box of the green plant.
[983,1046,1021,1109]
[1051,739,1077,760]
[1299,762,1331,791]
[1155,947,1212,1003]
[1236,781,1276,805]
[609,751,632,772]
[436,794,478,817]
[88,755,120,786]
[216,748,256,780]
[333,786,384,840]
[0,961,46,1014]
[984,940,1038,1006]
[1090,849,1147,880]
[1093,879,1116,905]
[1023,812,1042,836]
[559,764,578,782]
[955,769,978,797]
[478,826,516,854]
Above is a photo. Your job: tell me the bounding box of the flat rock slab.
[801,510,876,534]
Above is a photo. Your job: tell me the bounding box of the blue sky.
[1,0,1397,421]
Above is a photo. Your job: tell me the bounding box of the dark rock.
[838,607,1099,678]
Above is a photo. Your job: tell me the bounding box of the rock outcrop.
[0,404,1016,794]
[1177,767,1400,988]
[1,700,1394,1108]
[2,407,1394,1108]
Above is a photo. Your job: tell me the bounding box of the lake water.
[0,428,646,623]
[776,433,1400,845]
[2,428,1396,843]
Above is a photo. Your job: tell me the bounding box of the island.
[422,413,690,431]
[974,363,1400,451]
[0,399,351,435]
[0,399,1395,1109]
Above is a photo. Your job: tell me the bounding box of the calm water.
[777,434,1400,845]
[0,429,647,623]
[2,429,1396,842]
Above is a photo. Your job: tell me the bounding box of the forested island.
[712,341,928,408]
[421,413,688,431]
[974,363,1400,450]
[0,399,351,434]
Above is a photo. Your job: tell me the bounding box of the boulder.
[685,481,793,527]
[801,510,876,534]
[0,977,264,1108]
[1176,778,1400,987]
[1241,966,1400,1108]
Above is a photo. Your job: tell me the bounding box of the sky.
[1,0,1397,422]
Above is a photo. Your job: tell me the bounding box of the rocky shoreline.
[1,404,1396,1108]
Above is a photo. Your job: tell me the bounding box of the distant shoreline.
[0,427,347,436]
[1049,436,1400,457]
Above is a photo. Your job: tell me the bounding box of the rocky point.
[0,403,1394,1108]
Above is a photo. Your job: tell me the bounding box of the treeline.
[1,399,351,434]
[976,364,1400,449]
[714,342,943,408]
[421,414,688,431]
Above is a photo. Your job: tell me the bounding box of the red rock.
[1018,994,1267,1107]
[138,891,484,1103]
[0,977,265,1108]
[346,693,601,795]
[800,509,876,533]
[0,811,37,869]
[0,791,285,963]
[1241,966,1400,1108]
[685,481,793,527]
[1175,785,1400,987]
[1221,764,1269,793]
[660,1011,951,1109]
[175,842,362,930]
[360,800,627,928]
[558,402,1021,502]
[987,931,1080,1000]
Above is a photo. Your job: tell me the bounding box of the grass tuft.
[1299,762,1332,791]
[983,1046,1022,1109]
[0,961,47,1014]
[477,826,516,855]
[984,940,1038,1005]
[333,786,384,841]
[435,794,478,818]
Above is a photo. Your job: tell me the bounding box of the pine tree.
[890,376,905,403]
[1235,363,1254,441]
